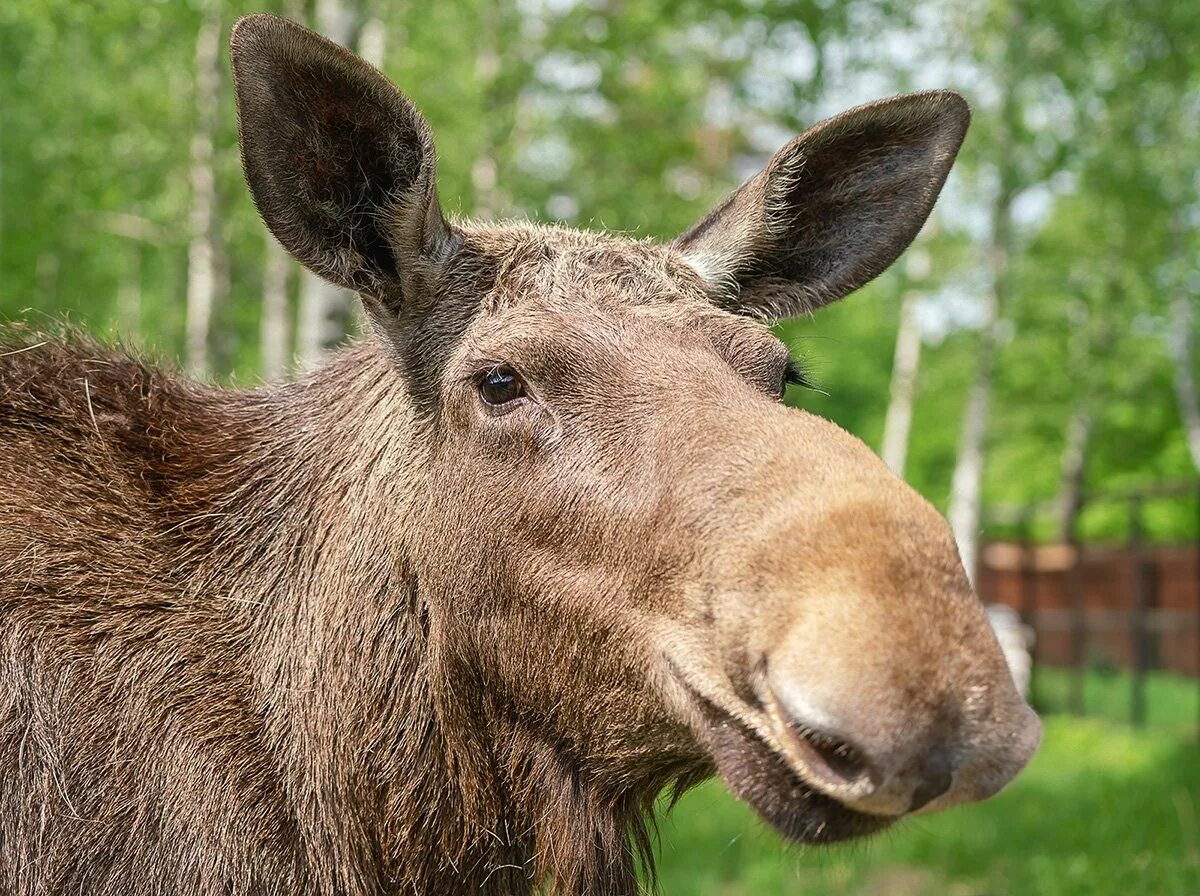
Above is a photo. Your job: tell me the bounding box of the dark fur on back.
[0,327,684,896]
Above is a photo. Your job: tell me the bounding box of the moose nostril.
[908,748,954,812]
[788,722,872,788]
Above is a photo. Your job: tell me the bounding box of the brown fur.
[0,16,1039,896]
[0,323,672,895]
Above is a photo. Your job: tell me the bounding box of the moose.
[0,14,1040,896]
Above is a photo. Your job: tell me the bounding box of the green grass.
[652,713,1200,895]
[1034,666,1199,735]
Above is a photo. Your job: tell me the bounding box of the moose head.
[229,12,1039,886]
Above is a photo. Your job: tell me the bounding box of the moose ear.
[230,14,451,309]
[674,91,969,319]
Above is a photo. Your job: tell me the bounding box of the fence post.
[1018,510,1039,710]
[1129,495,1149,728]
[1195,482,1200,742]
[1067,518,1086,716]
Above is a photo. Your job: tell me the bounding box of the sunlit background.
[1,0,1197,893]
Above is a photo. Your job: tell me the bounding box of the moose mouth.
[676,677,893,844]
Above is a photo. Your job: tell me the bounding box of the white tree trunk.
[357,15,386,66]
[471,4,505,219]
[261,239,292,381]
[1169,246,1200,469]
[947,305,996,581]
[1054,405,1093,542]
[185,11,221,379]
[948,230,1005,583]
[297,276,348,369]
[948,12,1022,583]
[880,287,922,478]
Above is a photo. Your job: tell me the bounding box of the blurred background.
[1,0,1197,893]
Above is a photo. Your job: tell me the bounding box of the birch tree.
[879,247,935,478]
[1168,219,1200,471]
[184,8,222,378]
[946,0,1027,579]
[1053,300,1100,541]
[947,222,1009,578]
[260,239,292,380]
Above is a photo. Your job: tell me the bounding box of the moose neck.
[198,343,653,896]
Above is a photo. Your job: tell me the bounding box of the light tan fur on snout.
[648,409,1040,822]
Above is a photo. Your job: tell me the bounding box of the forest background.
[2,3,1198,893]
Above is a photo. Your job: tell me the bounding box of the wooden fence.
[979,542,1198,677]
[978,483,1200,729]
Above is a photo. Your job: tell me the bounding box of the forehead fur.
[402,219,786,415]
[460,221,715,314]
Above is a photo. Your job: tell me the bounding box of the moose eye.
[478,364,526,408]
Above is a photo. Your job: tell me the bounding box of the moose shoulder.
[0,15,1040,896]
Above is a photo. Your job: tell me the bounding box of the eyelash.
[782,358,818,394]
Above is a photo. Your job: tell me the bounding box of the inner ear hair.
[230,14,450,306]
[674,90,970,321]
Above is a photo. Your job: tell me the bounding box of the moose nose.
[906,747,954,811]
[764,679,1041,818]
[776,713,877,799]
[769,695,954,816]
